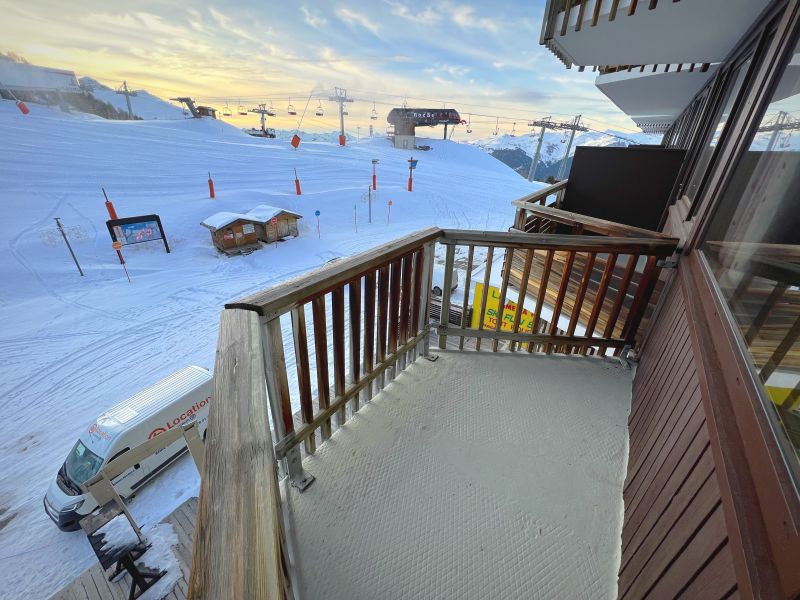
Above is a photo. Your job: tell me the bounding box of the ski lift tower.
[116,81,137,119]
[328,87,354,146]
[247,104,277,138]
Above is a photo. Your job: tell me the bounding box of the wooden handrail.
[512,202,676,240]
[188,309,287,600]
[512,179,568,207]
[227,227,441,317]
[440,229,677,256]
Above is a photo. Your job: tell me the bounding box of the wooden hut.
[245,205,302,243]
[201,212,261,254]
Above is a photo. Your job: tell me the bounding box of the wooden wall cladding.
[619,282,738,599]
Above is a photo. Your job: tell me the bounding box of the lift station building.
[386,108,462,149]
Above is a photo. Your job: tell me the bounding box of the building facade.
[541,0,800,596]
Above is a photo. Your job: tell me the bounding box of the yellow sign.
[471,283,535,332]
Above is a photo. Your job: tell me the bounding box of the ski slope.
[0,99,540,599]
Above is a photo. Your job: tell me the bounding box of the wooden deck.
[49,497,198,600]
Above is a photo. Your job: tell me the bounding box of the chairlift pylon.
[370,102,378,120]
[237,99,247,116]
[315,100,324,117]
[287,98,297,116]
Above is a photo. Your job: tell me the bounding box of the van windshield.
[64,440,104,487]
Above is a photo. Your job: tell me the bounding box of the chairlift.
[466,114,473,134]
[237,99,247,116]
[287,98,297,116]
[511,122,516,136]
[343,108,349,116]
[527,121,535,127]
[370,102,378,120]
[315,100,324,117]
[222,101,232,117]
[492,117,499,136]
[267,100,276,117]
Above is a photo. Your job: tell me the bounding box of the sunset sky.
[1,0,640,136]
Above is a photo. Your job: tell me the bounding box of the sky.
[0,0,642,137]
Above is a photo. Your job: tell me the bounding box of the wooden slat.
[580,252,617,355]
[311,296,332,439]
[627,0,639,15]
[492,248,515,352]
[509,248,534,352]
[291,306,315,454]
[600,253,638,354]
[591,0,603,25]
[621,256,660,347]
[530,249,555,353]
[410,250,424,341]
[387,258,401,376]
[188,309,286,600]
[475,246,495,351]
[560,0,574,36]
[376,265,389,391]
[263,317,294,438]
[331,286,346,428]
[399,253,412,367]
[545,250,575,353]
[609,0,620,20]
[348,279,362,413]
[363,270,376,400]
[565,252,595,353]
[459,245,475,350]
[574,0,588,32]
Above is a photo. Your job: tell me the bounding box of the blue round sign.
[314,210,321,216]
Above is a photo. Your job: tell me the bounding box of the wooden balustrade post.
[262,317,314,491]
[438,243,456,349]
[421,242,435,357]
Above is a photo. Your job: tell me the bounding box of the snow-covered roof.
[201,206,302,231]
[200,211,258,231]
[246,204,302,222]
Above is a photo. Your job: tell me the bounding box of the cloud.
[300,6,327,29]
[450,4,502,33]
[384,1,442,23]
[335,7,380,35]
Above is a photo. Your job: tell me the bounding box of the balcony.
[540,0,770,69]
[186,211,678,598]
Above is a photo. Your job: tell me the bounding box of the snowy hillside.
[80,77,185,120]
[0,98,540,599]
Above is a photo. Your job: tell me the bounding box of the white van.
[43,366,212,531]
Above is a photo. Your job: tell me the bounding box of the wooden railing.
[188,225,677,598]
[436,229,677,356]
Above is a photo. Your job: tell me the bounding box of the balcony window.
[684,59,751,204]
[702,37,800,484]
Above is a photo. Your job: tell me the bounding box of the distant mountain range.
[468,130,662,180]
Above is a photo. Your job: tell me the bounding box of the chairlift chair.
[287,98,297,116]
[222,101,232,117]
[370,102,378,120]
[511,122,516,136]
[237,99,247,116]
[267,100,276,117]
[315,100,324,117]
[466,114,473,134]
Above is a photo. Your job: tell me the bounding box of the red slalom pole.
[371,158,379,191]
[208,172,215,199]
[103,188,123,264]
[294,168,302,195]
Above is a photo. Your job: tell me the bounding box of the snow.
[136,523,181,600]
[80,77,185,120]
[0,96,541,600]
[246,204,302,221]
[200,211,254,231]
[96,513,140,554]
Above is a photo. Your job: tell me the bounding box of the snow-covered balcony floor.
[285,350,632,599]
